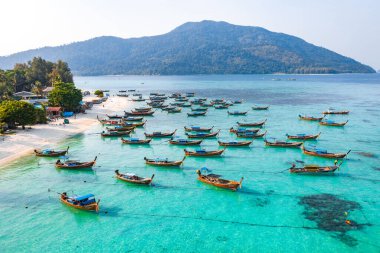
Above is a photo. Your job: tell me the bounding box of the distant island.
[0,20,375,75]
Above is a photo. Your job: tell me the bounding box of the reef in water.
[355,152,377,158]
[299,194,366,247]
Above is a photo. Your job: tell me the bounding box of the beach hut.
[46,107,62,118]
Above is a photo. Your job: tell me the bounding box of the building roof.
[43,87,54,92]
[46,107,62,112]
[14,91,37,97]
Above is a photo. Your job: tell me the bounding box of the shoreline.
[0,96,130,168]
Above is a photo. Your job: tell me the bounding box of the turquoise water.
[1,74,380,252]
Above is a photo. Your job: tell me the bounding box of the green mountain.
[0,21,375,75]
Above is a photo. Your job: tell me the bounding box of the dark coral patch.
[299,194,367,247]
[355,152,377,158]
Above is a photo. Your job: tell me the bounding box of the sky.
[0,0,379,70]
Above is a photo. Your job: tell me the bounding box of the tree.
[0,100,36,129]
[25,57,53,87]
[0,70,14,101]
[50,60,73,84]
[48,82,82,111]
[94,90,104,97]
[31,81,43,96]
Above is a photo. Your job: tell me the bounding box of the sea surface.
[1,74,380,252]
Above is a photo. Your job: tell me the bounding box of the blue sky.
[1,0,379,69]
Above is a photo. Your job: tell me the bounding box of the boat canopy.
[73,194,94,201]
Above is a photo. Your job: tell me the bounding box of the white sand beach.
[0,96,130,167]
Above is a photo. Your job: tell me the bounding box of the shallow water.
[1,74,380,252]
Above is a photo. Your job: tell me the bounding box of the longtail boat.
[298,114,325,121]
[322,109,349,115]
[229,127,259,134]
[97,116,120,125]
[185,130,220,138]
[289,161,342,175]
[60,192,100,212]
[167,107,182,113]
[319,120,348,126]
[196,168,243,191]
[211,99,225,104]
[106,125,135,131]
[124,110,155,116]
[181,103,192,107]
[191,107,208,112]
[169,102,184,106]
[184,148,225,157]
[55,157,97,169]
[134,107,152,111]
[122,116,144,122]
[115,170,154,185]
[121,137,152,144]
[228,111,247,115]
[124,120,147,127]
[106,114,123,119]
[218,140,252,146]
[131,97,145,102]
[214,104,229,109]
[186,92,195,97]
[264,139,303,147]
[233,100,243,104]
[34,146,69,157]
[237,119,267,127]
[236,130,267,138]
[286,132,321,140]
[101,130,131,137]
[144,156,186,166]
[302,146,351,159]
[175,97,189,102]
[252,105,269,110]
[169,138,203,145]
[187,111,207,117]
[184,126,214,132]
[144,129,177,138]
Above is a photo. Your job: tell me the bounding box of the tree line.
[0,58,82,131]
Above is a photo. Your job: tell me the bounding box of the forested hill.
[0,21,375,75]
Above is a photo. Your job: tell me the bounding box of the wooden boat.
[115,170,154,185]
[214,104,229,109]
[322,109,349,115]
[191,107,208,112]
[184,126,214,132]
[131,97,145,102]
[117,94,129,97]
[319,120,348,126]
[122,116,143,122]
[186,92,195,97]
[144,156,186,166]
[302,146,351,159]
[196,169,243,191]
[290,161,342,175]
[228,111,248,115]
[229,127,259,134]
[106,114,123,119]
[35,146,69,157]
[121,137,152,144]
[167,107,182,113]
[97,116,120,125]
[124,110,154,116]
[60,192,100,212]
[187,111,207,117]
[181,103,192,107]
[175,97,189,102]
[298,114,325,121]
[101,130,131,137]
[184,148,225,157]
[169,138,203,145]
[233,100,243,104]
[264,139,303,147]
[211,99,225,104]
[144,129,177,138]
[170,102,184,106]
[134,107,152,112]
[132,93,142,96]
[124,121,147,127]
[55,157,97,169]
[185,130,220,138]
[237,119,267,127]
[286,132,321,140]
[106,125,135,131]
[252,105,269,110]
[218,140,252,146]
[236,130,267,138]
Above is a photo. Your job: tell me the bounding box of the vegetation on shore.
[0,58,82,130]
